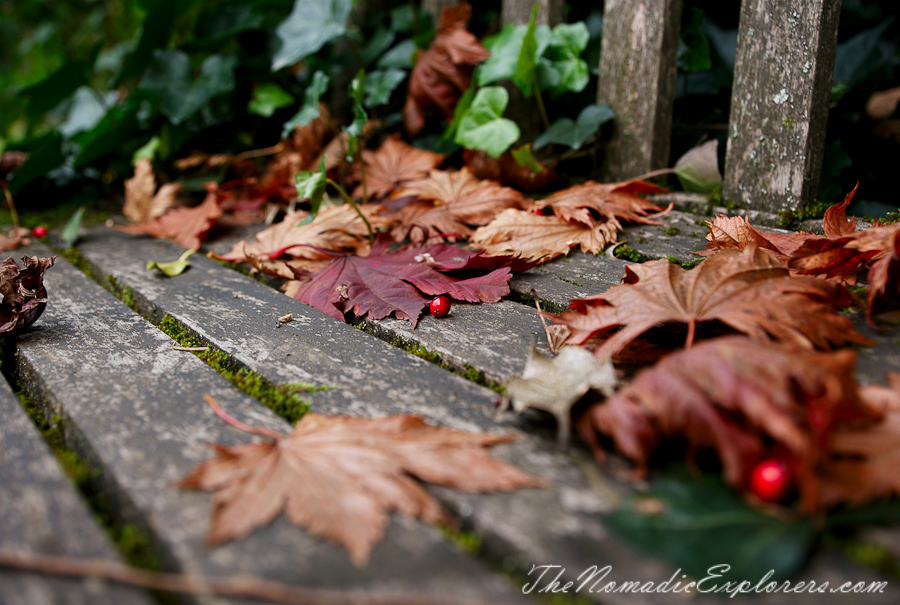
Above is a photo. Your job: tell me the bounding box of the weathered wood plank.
[12,242,530,603]
[596,0,683,180]
[73,230,717,604]
[723,0,842,213]
[75,229,900,604]
[501,0,564,26]
[0,374,152,605]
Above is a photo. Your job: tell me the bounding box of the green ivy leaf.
[360,29,396,66]
[147,249,195,277]
[139,51,237,125]
[6,133,64,196]
[513,5,540,97]
[679,7,712,73]
[295,156,328,225]
[536,22,590,97]
[377,39,417,69]
[363,69,406,108]
[608,469,813,583]
[61,206,86,248]
[454,86,520,158]
[114,0,181,86]
[72,104,139,168]
[272,0,352,71]
[18,44,101,117]
[477,24,527,87]
[133,137,161,163]
[442,84,475,140]
[281,71,330,138]
[533,104,614,150]
[248,83,296,118]
[510,144,542,173]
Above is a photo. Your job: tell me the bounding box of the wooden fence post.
[502,0,564,26]
[723,0,842,213]
[596,0,683,181]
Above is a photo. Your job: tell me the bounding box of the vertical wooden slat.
[596,0,684,181]
[502,0,564,26]
[723,0,842,213]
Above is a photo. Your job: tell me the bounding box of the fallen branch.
[0,548,508,605]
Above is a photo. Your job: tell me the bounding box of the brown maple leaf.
[118,189,222,250]
[403,1,490,135]
[387,169,527,242]
[788,223,899,285]
[180,397,541,566]
[123,159,182,224]
[351,136,445,199]
[212,205,390,279]
[554,244,871,360]
[0,255,55,337]
[470,208,619,263]
[534,179,666,228]
[865,227,900,320]
[701,214,817,265]
[577,336,876,510]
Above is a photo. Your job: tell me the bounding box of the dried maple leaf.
[180,399,541,566]
[701,214,817,265]
[535,179,666,228]
[118,189,222,250]
[291,235,516,327]
[403,2,490,135]
[499,346,616,448]
[555,244,871,360]
[865,227,900,320]
[387,169,527,242]
[470,208,622,263]
[123,159,182,224]
[212,205,389,279]
[577,337,875,509]
[823,183,859,238]
[351,136,445,199]
[0,228,30,253]
[0,255,55,337]
[788,223,899,284]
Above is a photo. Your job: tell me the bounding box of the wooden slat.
[723,0,842,213]
[596,0,683,180]
[12,242,529,604]
[74,229,714,605]
[0,374,151,605]
[501,0,564,26]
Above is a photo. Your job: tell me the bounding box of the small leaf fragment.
[61,206,86,247]
[147,249,195,277]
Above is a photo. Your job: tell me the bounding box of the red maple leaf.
[291,235,516,326]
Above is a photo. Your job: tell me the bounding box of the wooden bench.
[2,210,898,603]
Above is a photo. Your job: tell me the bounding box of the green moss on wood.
[157,315,325,425]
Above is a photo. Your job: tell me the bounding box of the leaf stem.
[2,184,20,236]
[326,178,374,242]
[356,149,369,205]
[204,394,283,441]
[531,69,551,131]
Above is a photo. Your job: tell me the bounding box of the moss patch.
[157,315,324,424]
[612,245,648,263]
[664,226,681,236]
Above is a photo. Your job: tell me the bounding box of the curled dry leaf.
[118,189,222,251]
[180,404,541,566]
[554,244,871,361]
[291,235,517,327]
[212,205,390,279]
[470,208,619,263]
[534,179,666,228]
[702,215,816,266]
[0,228,31,253]
[403,1,490,135]
[123,158,182,224]
[388,169,527,242]
[500,346,616,449]
[577,336,876,514]
[0,256,55,337]
[351,136,445,199]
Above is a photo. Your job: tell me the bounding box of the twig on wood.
[173,345,209,352]
[0,548,508,605]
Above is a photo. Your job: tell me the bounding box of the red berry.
[750,459,792,503]
[429,296,451,318]
[32,225,48,238]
